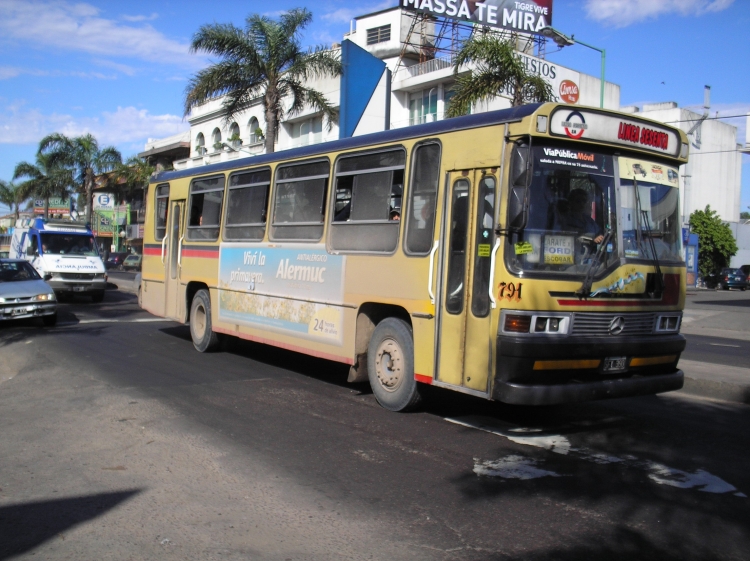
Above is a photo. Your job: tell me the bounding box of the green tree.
[0,180,25,222]
[103,156,156,201]
[38,133,122,225]
[12,153,74,220]
[740,210,750,220]
[184,8,342,154]
[689,205,738,277]
[447,34,556,117]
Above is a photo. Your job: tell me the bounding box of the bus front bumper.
[492,334,686,405]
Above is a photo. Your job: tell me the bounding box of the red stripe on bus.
[143,247,161,256]
[182,249,219,258]
[212,326,354,365]
[414,374,433,384]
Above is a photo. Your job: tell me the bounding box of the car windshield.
[0,261,41,282]
[41,234,98,256]
[508,146,617,276]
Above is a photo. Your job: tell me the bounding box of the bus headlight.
[655,314,681,333]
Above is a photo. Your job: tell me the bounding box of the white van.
[10,218,107,302]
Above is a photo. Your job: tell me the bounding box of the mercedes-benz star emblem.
[609,316,625,335]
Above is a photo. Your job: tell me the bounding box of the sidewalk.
[109,279,749,405]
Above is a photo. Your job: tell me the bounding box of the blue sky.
[1,0,748,214]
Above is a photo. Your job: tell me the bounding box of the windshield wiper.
[633,178,663,297]
[576,229,613,298]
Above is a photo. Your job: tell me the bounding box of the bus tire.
[367,318,421,412]
[190,289,220,352]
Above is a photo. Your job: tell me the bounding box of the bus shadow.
[158,325,360,392]
[0,490,141,560]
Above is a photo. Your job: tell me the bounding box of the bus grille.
[571,312,656,337]
[60,273,97,280]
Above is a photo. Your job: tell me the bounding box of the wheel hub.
[375,338,403,392]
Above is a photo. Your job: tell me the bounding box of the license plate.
[12,307,26,315]
[73,286,85,292]
[602,357,626,372]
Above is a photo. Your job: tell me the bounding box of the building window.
[248,117,262,144]
[409,89,438,125]
[290,116,323,147]
[195,133,205,156]
[228,122,241,146]
[367,25,391,45]
[211,128,222,151]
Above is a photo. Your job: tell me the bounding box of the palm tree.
[103,156,156,200]
[12,153,74,220]
[446,34,556,117]
[38,133,122,224]
[0,180,25,222]
[184,8,342,154]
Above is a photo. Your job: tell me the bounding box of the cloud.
[0,102,188,149]
[584,0,735,27]
[120,13,158,22]
[92,59,138,77]
[0,66,117,80]
[0,0,202,68]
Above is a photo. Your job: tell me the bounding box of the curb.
[677,359,750,405]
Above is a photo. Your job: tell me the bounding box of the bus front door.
[436,171,496,394]
[164,200,185,321]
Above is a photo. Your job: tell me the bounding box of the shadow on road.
[692,298,750,308]
[0,490,141,560]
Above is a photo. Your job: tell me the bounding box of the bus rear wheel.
[367,318,421,412]
[190,289,220,352]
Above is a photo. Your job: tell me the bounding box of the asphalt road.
[0,289,748,560]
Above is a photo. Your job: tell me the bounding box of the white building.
[620,100,743,226]
[141,8,620,170]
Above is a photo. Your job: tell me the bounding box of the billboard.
[34,197,72,215]
[93,193,116,211]
[401,0,553,35]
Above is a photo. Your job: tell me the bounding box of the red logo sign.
[559,80,579,104]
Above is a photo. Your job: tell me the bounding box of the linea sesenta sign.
[401,0,553,35]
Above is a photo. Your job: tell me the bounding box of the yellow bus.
[141,103,689,411]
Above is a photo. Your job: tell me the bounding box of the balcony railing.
[396,56,453,82]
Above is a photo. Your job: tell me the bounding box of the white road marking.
[59,318,173,326]
[708,343,741,348]
[447,415,742,495]
[474,455,563,480]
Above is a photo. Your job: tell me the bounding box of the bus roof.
[152,103,542,183]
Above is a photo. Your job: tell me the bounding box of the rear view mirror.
[508,186,528,231]
[508,141,531,231]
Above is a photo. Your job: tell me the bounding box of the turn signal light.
[505,315,531,333]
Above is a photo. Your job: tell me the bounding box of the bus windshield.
[510,145,617,276]
[41,233,98,256]
[618,157,683,263]
[509,147,684,277]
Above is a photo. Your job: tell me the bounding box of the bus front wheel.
[367,318,421,412]
[190,289,220,352]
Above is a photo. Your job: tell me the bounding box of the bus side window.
[329,148,405,253]
[154,183,170,241]
[271,159,330,241]
[405,143,441,255]
[186,176,225,241]
[224,168,271,241]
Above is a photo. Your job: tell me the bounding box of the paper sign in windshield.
[515,241,534,255]
[544,235,574,264]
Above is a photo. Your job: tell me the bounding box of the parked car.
[0,259,57,326]
[707,268,748,291]
[122,254,142,271]
[740,265,750,280]
[105,252,128,270]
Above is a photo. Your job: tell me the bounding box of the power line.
[688,147,750,156]
[662,113,749,125]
